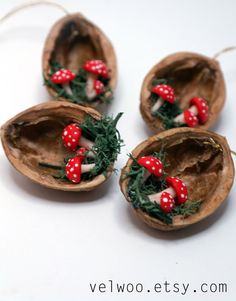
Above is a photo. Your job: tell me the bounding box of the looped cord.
[213,46,236,59]
[0,0,69,24]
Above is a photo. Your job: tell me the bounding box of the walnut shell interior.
[1,101,113,191]
[140,52,226,131]
[120,128,234,231]
[42,13,117,106]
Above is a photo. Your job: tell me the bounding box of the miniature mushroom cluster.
[47,59,113,105]
[137,155,188,213]
[62,123,96,183]
[150,82,209,128]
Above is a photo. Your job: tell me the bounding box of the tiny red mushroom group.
[137,156,188,214]
[174,97,209,127]
[148,176,188,213]
[50,59,110,102]
[83,60,109,100]
[61,123,96,184]
[151,84,175,113]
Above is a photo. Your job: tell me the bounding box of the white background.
[0,0,236,300]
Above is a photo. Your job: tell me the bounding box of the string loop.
[0,0,69,24]
[213,46,236,59]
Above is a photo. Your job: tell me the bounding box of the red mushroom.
[189,97,209,124]
[160,192,175,213]
[174,97,208,126]
[51,68,76,95]
[83,60,109,100]
[174,109,199,127]
[65,156,95,184]
[148,176,188,205]
[76,146,95,159]
[137,155,164,182]
[62,124,94,152]
[151,84,175,113]
[86,79,105,100]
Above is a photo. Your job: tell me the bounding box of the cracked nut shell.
[120,128,234,231]
[140,52,226,131]
[1,101,113,191]
[42,13,117,107]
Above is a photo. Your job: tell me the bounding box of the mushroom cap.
[51,69,76,84]
[151,84,175,104]
[62,124,82,151]
[160,191,175,213]
[166,176,188,204]
[94,80,105,95]
[137,156,164,177]
[65,157,82,183]
[184,110,199,127]
[190,97,209,124]
[83,60,109,78]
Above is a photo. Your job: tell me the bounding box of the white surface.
[0,0,235,300]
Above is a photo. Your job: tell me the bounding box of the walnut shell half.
[140,52,226,131]
[42,13,117,107]
[1,101,114,191]
[120,128,234,231]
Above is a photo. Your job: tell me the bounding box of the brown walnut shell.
[42,13,117,106]
[120,128,234,231]
[1,101,114,191]
[140,52,226,131]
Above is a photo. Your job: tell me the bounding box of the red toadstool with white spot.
[174,109,199,127]
[137,156,164,182]
[189,97,209,124]
[148,176,188,206]
[62,123,94,152]
[51,68,76,95]
[65,156,95,184]
[159,192,175,213]
[151,84,175,113]
[83,60,109,100]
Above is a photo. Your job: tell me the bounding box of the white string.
[0,0,69,24]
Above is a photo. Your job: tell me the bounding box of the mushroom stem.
[188,105,198,115]
[143,171,151,182]
[173,113,184,124]
[151,97,164,114]
[81,163,96,173]
[148,187,175,204]
[79,136,95,150]
[85,75,96,99]
[63,83,73,96]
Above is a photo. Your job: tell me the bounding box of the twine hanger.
[0,0,69,24]
[213,46,236,59]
